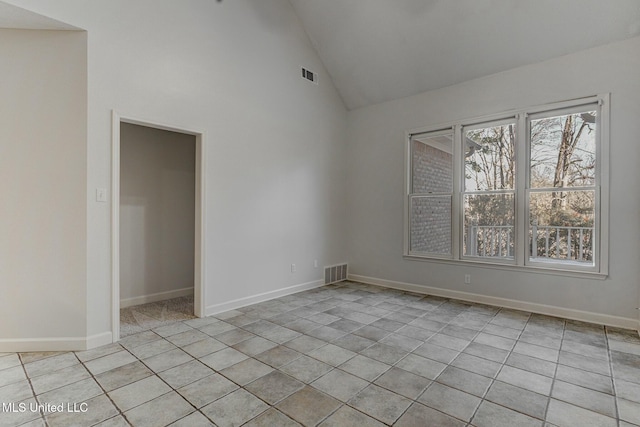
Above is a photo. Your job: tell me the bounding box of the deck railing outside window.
[466,225,594,262]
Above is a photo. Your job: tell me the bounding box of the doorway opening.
[112,113,205,342]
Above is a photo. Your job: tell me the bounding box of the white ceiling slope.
[289,0,640,110]
[0,1,78,30]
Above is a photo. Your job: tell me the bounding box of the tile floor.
[1,281,640,426]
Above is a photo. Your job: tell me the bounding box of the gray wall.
[2,0,349,342]
[346,36,640,324]
[120,123,195,304]
[0,29,87,343]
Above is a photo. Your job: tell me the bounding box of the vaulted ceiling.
[289,0,640,110]
[2,0,639,111]
[0,1,76,30]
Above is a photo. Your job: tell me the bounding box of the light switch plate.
[96,188,107,202]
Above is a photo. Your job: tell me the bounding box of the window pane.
[412,133,453,193]
[530,110,596,188]
[529,190,595,264]
[410,196,451,255]
[464,123,516,191]
[463,193,514,258]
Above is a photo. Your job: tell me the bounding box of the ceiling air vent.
[301,67,319,85]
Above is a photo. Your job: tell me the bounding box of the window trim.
[404,94,609,277]
[407,127,455,259]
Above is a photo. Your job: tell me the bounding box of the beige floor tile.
[402,347,449,377]
[38,378,103,405]
[308,344,356,366]
[219,358,273,385]
[24,353,79,378]
[0,354,21,370]
[94,415,131,427]
[181,337,226,358]
[497,365,553,395]
[108,376,171,412]
[94,361,153,392]
[245,371,304,404]
[84,351,137,376]
[312,369,369,402]
[374,367,431,399]
[471,400,542,427]
[177,373,238,408]
[546,398,617,427]
[318,405,385,427]
[279,355,333,383]
[506,352,557,378]
[0,379,33,403]
[30,364,91,395]
[201,389,269,427]
[165,329,209,348]
[276,386,341,426]
[4,285,640,427]
[395,402,466,427]
[46,394,119,427]
[360,342,408,364]
[348,384,411,425]
[413,342,460,364]
[485,380,548,419]
[143,348,193,373]
[167,411,215,427]
[124,392,194,427]
[436,365,492,397]
[419,382,480,422]
[555,364,613,394]
[199,347,247,371]
[618,398,640,425]
[338,354,391,381]
[128,339,176,359]
[231,336,278,356]
[75,343,123,363]
[158,360,214,389]
[552,380,616,417]
[254,345,302,368]
[0,397,42,427]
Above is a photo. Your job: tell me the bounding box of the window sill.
[403,254,608,280]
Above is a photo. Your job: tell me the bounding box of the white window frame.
[407,128,455,259]
[460,117,518,265]
[404,94,609,277]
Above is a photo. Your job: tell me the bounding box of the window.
[463,119,516,260]
[409,130,453,256]
[405,95,608,275]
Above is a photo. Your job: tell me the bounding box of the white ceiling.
[289,0,640,110]
[0,1,77,30]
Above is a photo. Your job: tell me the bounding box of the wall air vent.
[324,263,348,285]
[301,67,319,85]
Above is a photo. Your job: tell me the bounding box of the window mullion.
[515,113,528,266]
[452,124,462,260]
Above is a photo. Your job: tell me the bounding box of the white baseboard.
[205,279,324,316]
[349,274,639,331]
[0,338,84,353]
[0,332,113,353]
[86,332,113,350]
[120,287,193,308]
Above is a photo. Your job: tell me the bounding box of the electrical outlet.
[464,274,471,284]
[291,264,296,273]
[314,260,318,268]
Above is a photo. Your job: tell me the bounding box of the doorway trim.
[111,111,206,342]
